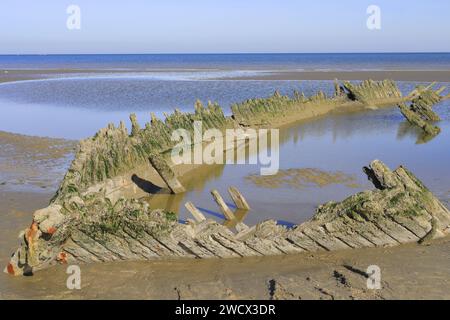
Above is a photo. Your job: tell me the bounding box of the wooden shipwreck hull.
[5,80,450,276]
[398,82,447,138]
[5,160,450,276]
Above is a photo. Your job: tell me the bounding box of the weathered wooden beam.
[425,82,437,90]
[148,153,186,194]
[210,189,235,220]
[435,86,446,95]
[184,202,206,222]
[228,186,251,210]
[406,87,419,99]
[333,78,342,96]
[398,103,441,136]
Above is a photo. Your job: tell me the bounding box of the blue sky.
[1,0,449,54]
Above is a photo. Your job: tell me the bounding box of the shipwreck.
[5,79,450,276]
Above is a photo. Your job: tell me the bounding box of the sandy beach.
[1,69,450,85]
[224,70,450,82]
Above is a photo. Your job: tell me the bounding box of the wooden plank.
[170,225,214,258]
[270,237,305,254]
[389,215,428,238]
[286,231,325,252]
[301,227,351,251]
[211,189,236,220]
[195,235,240,258]
[185,202,206,222]
[211,233,261,257]
[323,221,375,248]
[70,231,121,262]
[116,230,161,259]
[244,238,285,256]
[228,186,251,210]
[369,216,419,243]
[341,215,399,247]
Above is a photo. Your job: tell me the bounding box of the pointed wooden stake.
[211,189,235,220]
[185,202,206,222]
[228,186,250,210]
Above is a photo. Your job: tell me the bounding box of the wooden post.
[228,186,250,210]
[436,86,446,95]
[184,202,206,222]
[148,153,186,194]
[425,82,437,90]
[210,189,235,220]
[398,103,440,136]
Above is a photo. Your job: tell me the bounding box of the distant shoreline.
[222,70,450,82]
[1,69,450,84]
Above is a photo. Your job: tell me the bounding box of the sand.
[0,130,76,191]
[2,69,450,84]
[223,70,450,82]
[245,168,360,189]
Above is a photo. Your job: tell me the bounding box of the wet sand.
[224,70,450,82]
[246,168,360,189]
[2,69,450,84]
[0,130,76,191]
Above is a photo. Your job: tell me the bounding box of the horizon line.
[1,51,450,56]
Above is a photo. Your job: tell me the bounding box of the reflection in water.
[222,209,250,229]
[397,121,440,144]
[0,79,335,139]
[282,109,398,143]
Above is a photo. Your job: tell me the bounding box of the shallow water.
[0,76,440,139]
[0,77,332,139]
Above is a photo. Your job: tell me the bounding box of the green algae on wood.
[5,160,450,276]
